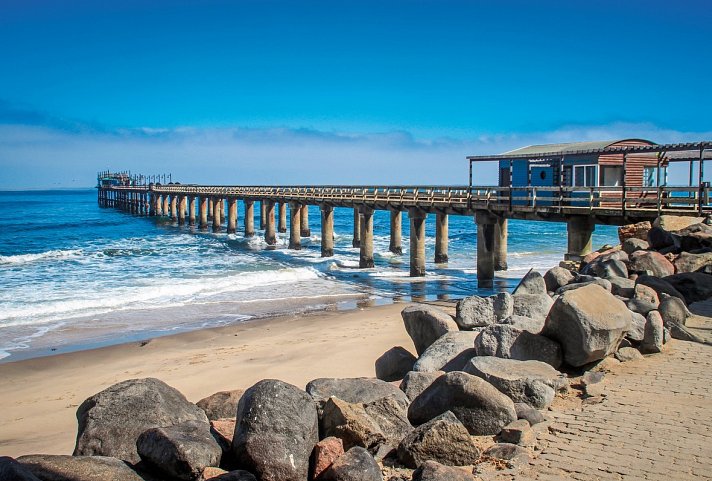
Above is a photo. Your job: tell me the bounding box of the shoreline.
[0,301,425,457]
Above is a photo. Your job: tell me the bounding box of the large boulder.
[543,267,575,293]
[647,226,675,250]
[511,293,554,322]
[464,357,568,409]
[399,371,443,402]
[321,397,386,451]
[654,215,705,232]
[658,294,691,326]
[312,437,344,480]
[626,312,647,342]
[675,227,712,251]
[473,324,562,368]
[137,421,222,480]
[609,277,635,298]
[622,238,649,255]
[640,311,664,354]
[17,455,144,481]
[628,251,675,277]
[397,411,480,469]
[306,377,409,411]
[0,457,41,481]
[674,251,712,274]
[556,278,612,295]
[499,315,544,334]
[663,272,712,304]
[513,270,547,296]
[362,396,413,448]
[408,371,516,436]
[374,347,417,382]
[73,378,209,464]
[635,275,685,303]
[320,447,382,481]
[197,390,244,421]
[402,305,458,355]
[232,379,318,481]
[455,293,512,330]
[413,331,479,373]
[542,284,632,367]
[412,460,477,481]
[618,221,651,242]
[591,259,628,279]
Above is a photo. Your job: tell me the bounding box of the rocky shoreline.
[2,214,711,481]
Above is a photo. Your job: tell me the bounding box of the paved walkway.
[482,340,712,481]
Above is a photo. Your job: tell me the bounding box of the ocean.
[0,189,618,362]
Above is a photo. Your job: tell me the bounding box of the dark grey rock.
[499,315,544,334]
[321,447,382,481]
[209,471,257,481]
[196,390,244,421]
[592,259,629,279]
[375,347,417,382]
[397,411,480,469]
[640,311,664,354]
[648,226,674,250]
[668,323,706,343]
[464,357,568,409]
[556,278,612,295]
[483,443,530,465]
[307,377,409,411]
[455,293,512,330]
[636,275,686,303]
[0,457,42,481]
[413,331,479,373]
[543,267,575,293]
[407,371,516,436]
[412,460,477,481]
[513,270,547,296]
[511,293,554,322]
[627,298,657,316]
[232,379,318,481]
[658,293,691,326]
[137,421,221,481]
[609,277,635,298]
[513,403,546,425]
[674,251,712,274]
[363,395,413,449]
[499,419,535,445]
[629,251,675,277]
[663,272,712,304]
[321,396,386,451]
[73,377,209,464]
[402,305,458,355]
[473,324,562,368]
[17,455,144,481]
[399,371,443,402]
[622,238,649,255]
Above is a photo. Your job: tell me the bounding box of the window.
[601,166,623,186]
[574,165,597,187]
[643,167,657,187]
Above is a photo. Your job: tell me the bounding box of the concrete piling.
[260,201,267,230]
[228,198,237,234]
[435,212,448,263]
[163,195,169,217]
[264,201,277,245]
[389,210,403,255]
[170,195,178,221]
[321,204,334,257]
[494,218,508,271]
[566,216,595,261]
[178,195,186,225]
[188,196,196,225]
[409,209,427,277]
[352,209,361,248]
[289,202,302,250]
[278,202,287,233]
[244,200,255,237]
[475,211,496,284]
[199,197,208,230]
[300,205,310,237]
[359,207,375,268]
[208,198,214,220]
[212,197,221,232]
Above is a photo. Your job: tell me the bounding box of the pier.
[97,141,711,284]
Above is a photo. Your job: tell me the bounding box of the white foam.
[0,249,83,265]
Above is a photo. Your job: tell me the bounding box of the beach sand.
[0,302,427,458]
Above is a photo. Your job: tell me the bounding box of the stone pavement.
[480,340,712,481]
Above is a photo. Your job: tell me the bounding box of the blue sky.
[0,0,710,188]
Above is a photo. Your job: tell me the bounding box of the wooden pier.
[97,141,711,283]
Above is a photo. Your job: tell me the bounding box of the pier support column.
[300,205,311,237]
[199,197,208,230]
[227,198,237,234]
[264,201,277,245]
[389,210,403,255]
[208,198,214,220]
[170,195,178,221]
[359,207,375,268]
[409,209,427,277]
[278,202,287,233]
[260,201,267,230]
[475,211,497,285]
[217,199,225,226]
[494,218,508,271]
[178,195,186,225]
[435,212,449,263]
[244,200,255,237]
[163,195,169,217]
[289,202,302,250]
[212,197,221,232]
[321,204,334,257]
[188,196,196,226]
[352,208,361,248]
[566,216,595,261]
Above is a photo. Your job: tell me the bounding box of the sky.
[0,0,710,188]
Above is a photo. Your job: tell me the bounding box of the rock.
[408,371,516,435]
[211,419,236,449]
[654,215,705,232]
[197,390,244,421]
[321,397,386,450]
[73,377,209,464]
[499,419,535,446]
[614,347,644,362]
[663,272,712,304]
[608,277,635,298]
[307,377,409,411]
[362,395,413,448]
[204,470,257,481]
[648,226,675,250]
[464,357,567,409]
[618,221,651,242]
[474,324,562,368]
[514,403,546,425]
[232,379,318,481]
[626,312,646,342]
[674,251,712,274]
[629,251,675,277]
[312,437,344,480]
[455,293,512,330]
[542,284,632,367]
[590,357,621,373]
[636,275,686,303]
[375,347,417,382]
[482,443,530,465]
[556,278,612,295]
[634,283,660,306]
[397,411,481,469]
[582,371,606,397]
[321,447,382,481]
[402,305,458,355]
[622,238,649,255]
[640,311,664,354]
[669,323,706,343]
[511,293,554,322]
[0,457,42,481]
[513,270,547,296]
[544,267,575,293]
[675,228,712,251]
[412,461,477,481]
[137,421,222,481]
[658,294,691,326]
[626,298,657,316]
[399,371,443,402]
[499,315,544,334]
[413,331,479,373]
[591,259,628,279]
[17,455,144,481]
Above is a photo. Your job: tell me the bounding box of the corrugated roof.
[501,139,650,156]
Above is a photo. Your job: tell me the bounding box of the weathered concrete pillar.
[289,202,302,250]
[435,212,449,263]
[352,208,361,248]
[227,198,237,234]
[163,195,169,217]
[170,195,178,221]
[566,216,595,261]
[264,201,277,245]
[360,207,375,268]
[260,201,267,230]
[212,197,221,232]
[178,195,186,225]
[208,198,214,220]
[199,197,208,230]
[476,211,497,284]
[244,200,255,237]
[217,199,225,226]
[494,218,508,271]
[300,205,311,237]
[409,209,427,277]
[278,202,287,233]
[321,204,334,257]
[188,196,196,225]
[389,210,403,255]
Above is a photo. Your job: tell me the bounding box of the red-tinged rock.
[629,251,675,277]
[203,466,229,479]
[618,221,651,243]
[581,251,601,265]
[312,437,344,480]
[211,418,236,446]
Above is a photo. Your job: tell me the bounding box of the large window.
[574,165,597,187]
[643,166,658,187]
[601,166,623,186]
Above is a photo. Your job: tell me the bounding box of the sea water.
[0,189,618,362]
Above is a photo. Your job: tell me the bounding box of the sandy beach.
[0,302,424,458]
